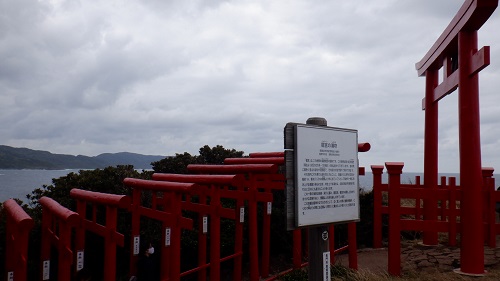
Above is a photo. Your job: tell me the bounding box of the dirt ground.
[336,247,389,274]
[335,240,500,276]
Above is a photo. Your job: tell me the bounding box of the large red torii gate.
[415,0,497,275]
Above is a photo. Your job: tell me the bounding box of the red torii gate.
[3,199,34,281]
[415,0,497,275]
[225,151,368,273]
[151,173,248,281]
[70,189,131,281]
[39,196,80,281]
[124,178,196,281]
[187,163,279,281]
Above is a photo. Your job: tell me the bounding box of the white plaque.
[7,272,13,281]
[76,250,84,271]
[239,207,245,223]
[165,228,171,246]
[323,251,331,281]
[267,202,272,215]
[43,260,50,280]
[202,216,208,234]
[295,125,359,227]
[133,236,140,255]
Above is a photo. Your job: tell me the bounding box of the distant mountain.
[0,145,166,169]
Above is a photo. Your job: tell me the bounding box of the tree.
[26,165,149,210]
[198,145,244,164]
[151,152,197,174]
[151,145,245,173]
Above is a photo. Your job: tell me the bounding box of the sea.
[0,169,81,202]
[0,169,469,203]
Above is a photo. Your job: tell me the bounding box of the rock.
[440,248,452,254]
[484,256,498,267]
[428,256,438,263]
[438,264,454,271]
[427,250,445,256]
[404,250,423,257]
[410,255,428,263]
[417,260,434,268]
[435,257,450,265]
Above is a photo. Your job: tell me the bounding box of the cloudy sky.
[1,0,499,172]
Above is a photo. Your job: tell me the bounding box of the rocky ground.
[336,240,500,276]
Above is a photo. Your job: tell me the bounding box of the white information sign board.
[295,125,359,227]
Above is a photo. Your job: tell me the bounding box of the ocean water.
[0,169,81,202]
[0,169,469,203]
[358,172,463,191]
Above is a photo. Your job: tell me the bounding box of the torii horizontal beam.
[420,46,489,109]
[416,0,497,76]
[417,0,497,109]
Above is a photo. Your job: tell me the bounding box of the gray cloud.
[1,0,499,172]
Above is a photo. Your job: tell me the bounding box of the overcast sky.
[1,0,499,173]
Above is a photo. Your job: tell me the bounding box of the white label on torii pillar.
[7,272,13,281]
[165,228,171,246]
[323,251,331,281]
[43,260,50,280]
[76,250,84,271]
[203,216,208,234]
[240,207,245,223]
[133,236,140,255]
[267,202,272,215]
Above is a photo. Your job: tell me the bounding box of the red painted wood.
[3,199,34,281]
[371,165,384,248]
[70,189,130,281]
[415,0,497,76]
[423,68,439,246]
[458,30,484,275]
[39,196,79,281]
[224,157,285,165]
[386,162,404,276]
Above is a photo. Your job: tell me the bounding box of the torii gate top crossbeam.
[415,0,497,76]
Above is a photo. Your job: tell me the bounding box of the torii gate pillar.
[457,30,484,275]
[416,0,497,275]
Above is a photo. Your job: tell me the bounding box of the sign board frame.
[293,124,360,228]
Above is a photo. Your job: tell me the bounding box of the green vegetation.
[151,144,244,173]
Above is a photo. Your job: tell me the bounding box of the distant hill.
[0,145,166,169]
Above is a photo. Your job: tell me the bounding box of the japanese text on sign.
[295,125,359,227]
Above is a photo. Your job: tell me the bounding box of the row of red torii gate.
[4,149,500,281]
[3,151,364,281]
